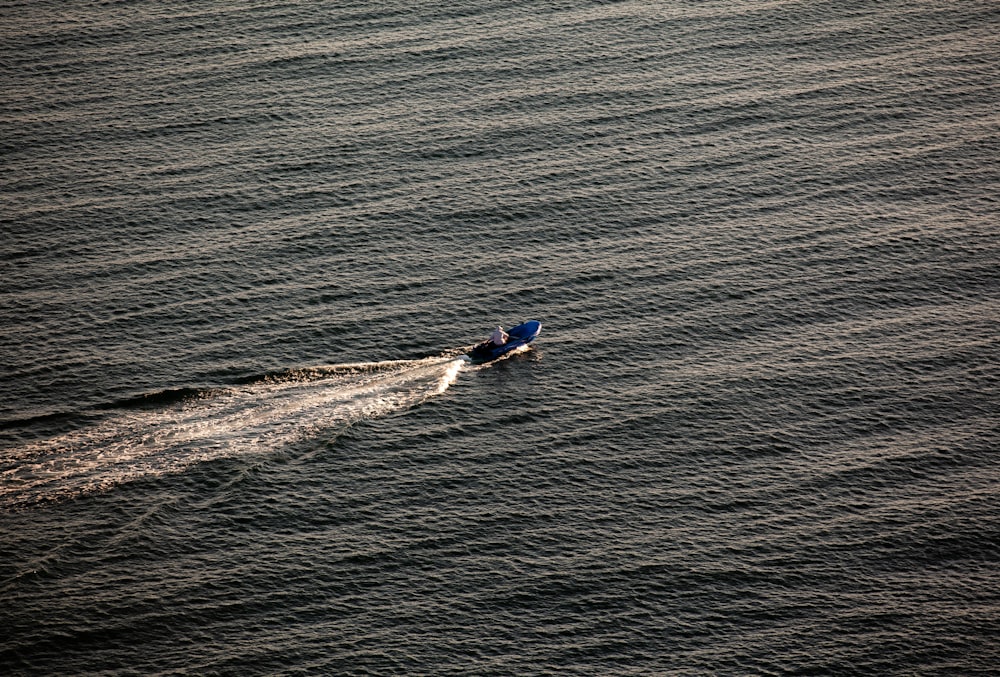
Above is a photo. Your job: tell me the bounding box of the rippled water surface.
[2,0,999,674]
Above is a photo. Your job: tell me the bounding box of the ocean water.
[2,0,999,673]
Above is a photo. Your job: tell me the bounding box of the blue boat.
[466,320,542,364]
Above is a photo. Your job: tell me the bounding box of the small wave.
[105,386,223,410]
[0,355,467,511]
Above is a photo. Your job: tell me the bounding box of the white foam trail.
[0,356,467,510]
[437,357,465,393]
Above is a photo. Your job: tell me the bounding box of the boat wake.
[0,356,466,511]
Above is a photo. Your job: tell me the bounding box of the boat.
[466,320,542,364]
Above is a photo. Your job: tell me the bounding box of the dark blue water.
[3,1,999,673]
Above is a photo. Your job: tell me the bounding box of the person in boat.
[490,325,508,346]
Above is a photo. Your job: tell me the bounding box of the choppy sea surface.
[2,1,999,674]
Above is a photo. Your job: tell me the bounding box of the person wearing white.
[490,325,508,346]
